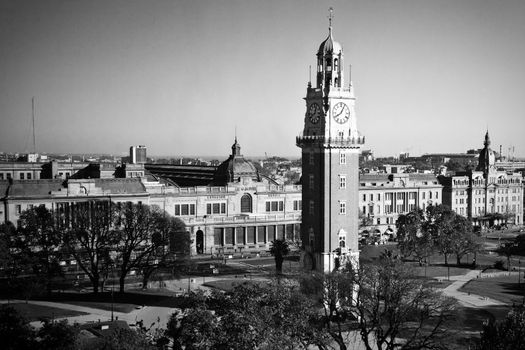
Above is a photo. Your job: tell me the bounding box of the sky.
[1,0,524,158]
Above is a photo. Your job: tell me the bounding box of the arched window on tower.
[326,57,332,71]
[334,58,339,72]
[240,193,253,213]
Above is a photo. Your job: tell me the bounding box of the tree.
[0,305,35,350]
[302,252,458,350]
[166,282,325,349]
[113,203,163,293]
[38,319,79,350]
[269,239,290,274]
[449,214,479,265]
[62,201,119,293]
[424,205,476,266]
[139,213,189,289]
[475,305,525,350]
[17,205,64,292]
[396,209,434,264]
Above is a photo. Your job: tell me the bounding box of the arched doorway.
[196,230,204,254]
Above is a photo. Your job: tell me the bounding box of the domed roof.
[318,28,342,55]
[213,139,260,185]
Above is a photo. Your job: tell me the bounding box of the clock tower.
[296,10,364,273]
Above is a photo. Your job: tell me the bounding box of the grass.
[203,279,266,292]
[5,302,88,322]
[36,290,189,310]
[460,274,525,306]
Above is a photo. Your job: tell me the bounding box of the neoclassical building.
[1,140,302,256]
[146,139,302,256]
[439,132,523,226]
[358,173,443,237]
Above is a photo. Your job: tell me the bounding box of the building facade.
[296,15,364,272]
[146,140,302,256]
[130,145,147,164]
[1,141,302,256]
[439,132,523,226]
[358,173,443,239]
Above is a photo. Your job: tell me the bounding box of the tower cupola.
[316,8,344,93]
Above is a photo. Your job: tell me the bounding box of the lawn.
[460,274,525,306]
[4,302,88,322]
[203,279,265,292]
[36,290,189,310]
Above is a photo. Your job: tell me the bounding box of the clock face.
[308,103,321,124]
[332,102,350,124]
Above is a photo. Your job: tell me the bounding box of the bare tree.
[62,201,118,293]
[301,252,458,350]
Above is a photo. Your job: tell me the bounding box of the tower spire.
[328,7,334,33]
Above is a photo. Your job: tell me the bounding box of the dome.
[317,28,342,55]
[213,139,260,184]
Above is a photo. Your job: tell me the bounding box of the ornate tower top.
[484,131,491,147]
[477,131,495,175]
[231,137,241,157]
[316,8,344,93]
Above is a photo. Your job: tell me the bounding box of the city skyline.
[1,0,525,158]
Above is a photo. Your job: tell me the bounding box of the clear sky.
[1,0,524,158]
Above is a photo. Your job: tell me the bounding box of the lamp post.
[111,263,114,322]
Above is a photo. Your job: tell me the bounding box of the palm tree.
[269,239,290,274]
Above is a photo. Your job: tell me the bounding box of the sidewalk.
[439,270,505,308]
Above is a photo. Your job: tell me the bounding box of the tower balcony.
[296,133,365,148]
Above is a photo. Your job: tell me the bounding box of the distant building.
[358,173,443,238]
[438,132,523,226]
[130,145,147,164]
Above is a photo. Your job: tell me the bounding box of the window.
[338,131,344,138]
[0,173,3,179]
[174,204,195,216]
[435,192,438,199]
[377,194,381,201]
[309,175,314,189]
[293,200,302,211]
[20,173,24,180]
[309,152,314,165]
[266,200,284,212]
[422,192,426,200]
[362,206,366,214]
[240,193,252,213]
[15,204,22,215]
[340,153,346,164]
[377,218,381,225]
[362,194,366,201]
[339,201,346,215]
[309,201,314,215]
[206,202,226,215]
[27,173,32,180]
[339,175,346,189]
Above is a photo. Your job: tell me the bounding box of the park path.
[439,270,505,308]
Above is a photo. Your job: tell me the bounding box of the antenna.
[32,97,36,153]
[309,65,312,85]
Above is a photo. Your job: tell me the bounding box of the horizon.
[1,0,524,158]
